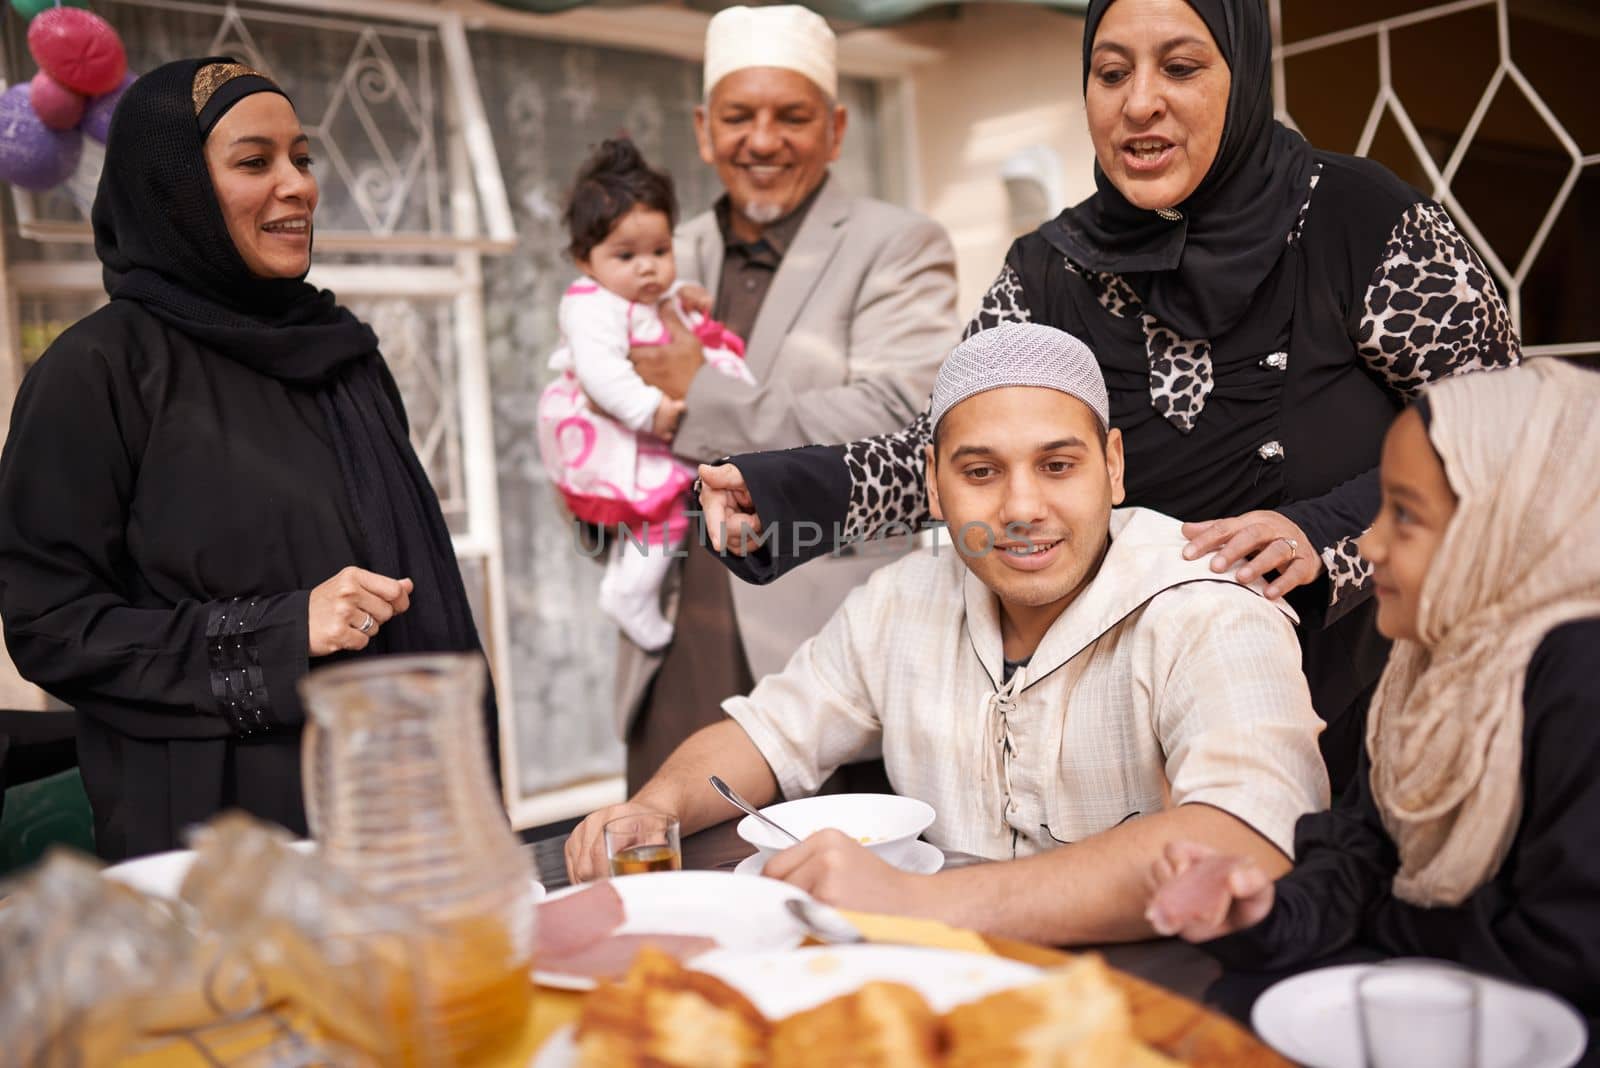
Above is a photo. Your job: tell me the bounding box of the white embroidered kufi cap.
[703,5,838,101]
[930,323,1110,432]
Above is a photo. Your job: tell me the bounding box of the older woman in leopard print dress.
[695,0,1519,796]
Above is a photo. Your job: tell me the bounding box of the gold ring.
[1276,537,1300,560]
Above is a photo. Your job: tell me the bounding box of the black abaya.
[0,58,493,859]
[0,303,364,859]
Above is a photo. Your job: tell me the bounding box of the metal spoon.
[786,897,866,945]
[708,775,803,846]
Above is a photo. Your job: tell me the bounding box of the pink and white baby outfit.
[537,278,751,653]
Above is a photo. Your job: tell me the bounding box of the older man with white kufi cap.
[702,3,838,101]
[613,4,959,798]
[573,321,1327,948]
[693,4,842,231]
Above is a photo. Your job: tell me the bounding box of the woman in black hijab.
[694,0,1519,795]
[0,57,489,861]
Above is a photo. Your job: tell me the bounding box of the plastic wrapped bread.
[0,851,194,1068]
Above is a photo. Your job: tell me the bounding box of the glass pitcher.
[299,653,536,1066]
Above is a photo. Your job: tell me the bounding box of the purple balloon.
[0,82,82,191]
[81,70,136,144]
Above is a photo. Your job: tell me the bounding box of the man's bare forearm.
[632,720,780,835]
[912,805,1290,945]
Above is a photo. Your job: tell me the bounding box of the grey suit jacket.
[613,178,958,737]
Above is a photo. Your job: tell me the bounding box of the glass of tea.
[604,812,682,876]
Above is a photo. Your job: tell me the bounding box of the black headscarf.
[1045,0,1315,341]
[93,57,377,377]
[90,57,488,675]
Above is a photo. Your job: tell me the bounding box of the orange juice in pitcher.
[300,654,536,1065]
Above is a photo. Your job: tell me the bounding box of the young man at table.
[568,324,1329,945]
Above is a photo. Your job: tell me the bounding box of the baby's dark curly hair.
[564,138,678,262]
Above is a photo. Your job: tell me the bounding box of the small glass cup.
[1357,965,1479,1068]
[604,812,682,877]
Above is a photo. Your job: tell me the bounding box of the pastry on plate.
[576,946,769,1068]
[771,980,941,1068]
[944,955,1133,1067]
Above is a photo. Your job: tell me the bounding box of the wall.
[894,5,1094,316]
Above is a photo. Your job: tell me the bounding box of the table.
[531,819,1224,1009]
[528,818,1288,1066]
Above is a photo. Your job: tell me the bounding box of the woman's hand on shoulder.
[308,566,413,656]
[697,463,763,555]
[1181,510,1322,600]
[1146,840,1275,943]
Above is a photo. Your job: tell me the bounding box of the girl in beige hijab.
[1145,358,1600,1043]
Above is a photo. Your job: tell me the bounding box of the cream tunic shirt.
[724,508,1330,860]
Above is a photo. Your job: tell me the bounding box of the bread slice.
[770,980,941,1068]
[944,955,1133,1068]
[576,946,769,1068]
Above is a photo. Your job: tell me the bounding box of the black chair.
[0,708,92,874]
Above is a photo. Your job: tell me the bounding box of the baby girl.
[538,138,751,652]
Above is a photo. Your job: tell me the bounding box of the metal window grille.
[1270,0,1598,358]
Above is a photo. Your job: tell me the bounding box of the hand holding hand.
[307,567,412,656]
[1145,840,1275,942]
[762,829,930,915]
[1181,510,1322,600]
[629,306,705,400]
[697,463,763,554]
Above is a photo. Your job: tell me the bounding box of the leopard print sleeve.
[1319,532,1375,623]
[1278,467,1382,628]
[833,263,1035,544]
[1355,203,1520,399]
[1298,203,1520,620]
[841,410,935,542]
[962,264,1032,340]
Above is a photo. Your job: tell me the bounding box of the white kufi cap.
[703,5,838,101]
[930,323,1110,433]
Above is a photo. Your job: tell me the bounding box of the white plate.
[1252,963,1588,1068]
[102,842,546,905]
[530,1027,579,1068]
[533,870,808,992]
[529,944,1041,1067]
[694,944,1039,1016]
[736,793,937,855]
[102,840,317,898]
[732,838,945,877]
[102,847,206,899]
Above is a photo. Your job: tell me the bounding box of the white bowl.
[736,794,936,862]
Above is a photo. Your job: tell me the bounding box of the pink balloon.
[29,71,85,132]
[27,7,127,97]
[81,70,136,144]
[0,83,83,191]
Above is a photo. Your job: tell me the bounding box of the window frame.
[1269,0,1600,358]
[0,0,924,827]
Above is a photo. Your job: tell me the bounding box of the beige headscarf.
[1369,358,1600,907]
